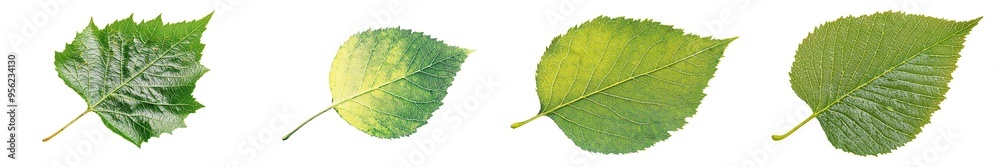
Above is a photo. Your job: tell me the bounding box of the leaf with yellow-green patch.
[283,28,472,140]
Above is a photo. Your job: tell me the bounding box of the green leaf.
[772,11,982,156]
[46,13,213,147]
[511,16,736,154]
[283,28,472,140]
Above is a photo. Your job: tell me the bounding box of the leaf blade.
[327,28,471,139]
[784,11,980,155]
[517,16,734,154]
[52,13,213,147]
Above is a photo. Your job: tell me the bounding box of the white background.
[1,0,998,166]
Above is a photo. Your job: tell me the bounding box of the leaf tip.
[86,17,98,30]
[721,36,739,43]
[201,11,215,22]
[966,16,983,24]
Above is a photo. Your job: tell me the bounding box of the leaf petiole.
[282,105,336,141]
[771,112,819,141]
[510,114,545,129]
[43,109,92,142]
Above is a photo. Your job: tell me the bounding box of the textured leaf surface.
[311,28,471,139]
[513,16,735,154]
[53,13,212,147]
[782,12,980,155]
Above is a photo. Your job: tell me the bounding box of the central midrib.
[538,40,729,117]
[808,21,975,118]
[327,52,461,108]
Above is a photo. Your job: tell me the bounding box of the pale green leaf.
[48,13,213,147]
[773,11,982,156]
[284,28,472,140]
[511,16,736,154]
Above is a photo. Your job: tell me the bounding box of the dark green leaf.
[49,13,213,147]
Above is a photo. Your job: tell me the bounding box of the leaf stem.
[282,105,336,141]
[772,112,819,141]
[510,114,544,129]
[43,109,92,142]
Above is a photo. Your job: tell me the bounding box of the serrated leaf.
[510,16,735,154]
[47,13,213,147]
[283,28,472,140]
[772,11,981,156]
